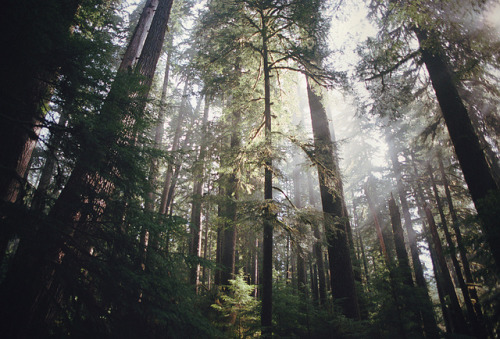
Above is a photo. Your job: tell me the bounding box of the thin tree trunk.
[411,155,453,335]
[165,98,202,215]
[145,38,173,212]
[388,194,413,286]
[311,261,319,304]
[306,76,359,319]
[307,175,327,305]
[424,204,469,336]
[140,40,173,269]
[389,194,425,336]
[293,169,307,298]
[189,95,210,289]
[159,78,190,215]
[31,112,69,213]
[261,22,274,335]
[219,102,241,287]
[365,185,390,263]
[428,163,487,337]
[438,155,489,334]
[388,141,440,338]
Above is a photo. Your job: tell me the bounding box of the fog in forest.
[0,0,499,337]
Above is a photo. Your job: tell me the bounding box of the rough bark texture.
[415,27,500,271]
[119,0,159,72]
[306,76,360,320]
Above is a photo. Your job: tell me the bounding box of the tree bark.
[31,112,69,213]
[365,184,390,263]
[119,0,159,72]
[307,175,327,306]
[388,194,413,286]
[145,38,173,212]
[306,76,360,320]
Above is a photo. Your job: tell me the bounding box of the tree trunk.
[388,141,440,338]
[438,155,489,334]
[31,112,69,213]
[388,194,413,286]
[424,204,470,336]
[306,76,360,320]
[261,21,274,335]
[159,78,190,215]
[0,0,82,204]
[365,185,390,263]
[428,163,487,338]
[414,26,500,271]
[145,37,173,212]
[0,1,174,335]
[119,0,159,72]
[189,95,210,288]
[165,98,202,215]
[307,175,327,305]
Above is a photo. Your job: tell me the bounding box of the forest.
[0,0,499,337]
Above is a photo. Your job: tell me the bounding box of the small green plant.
[212,270,260,338]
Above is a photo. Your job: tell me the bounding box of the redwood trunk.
[306,76,360,319]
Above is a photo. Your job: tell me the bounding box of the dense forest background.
[0,0,499,337]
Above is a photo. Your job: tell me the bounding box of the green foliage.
[212,270,260,338]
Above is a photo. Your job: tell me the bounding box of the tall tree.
[428,162,486,338]
[0,0,174,335]
[307,77,360,319]
[387,136,440,338]
[0,0,83,204]
[363,0,500,270]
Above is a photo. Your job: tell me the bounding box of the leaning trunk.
[414,26,500,271]
[0,1,174,335]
